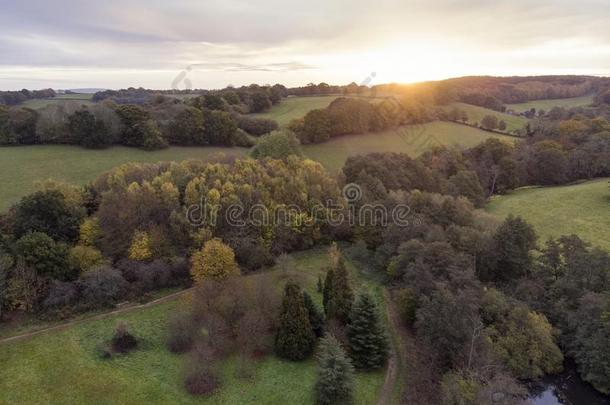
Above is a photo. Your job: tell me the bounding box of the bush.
[79,265,127,309]
[250,130,302,160]
[111,322,138,353]
[236,115,278,136]
[43,280,79,311]
[167,313,196,353]
[184,361,220,396]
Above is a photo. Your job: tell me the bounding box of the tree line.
[0,88,282,149]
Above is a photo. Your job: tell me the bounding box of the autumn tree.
[275,281,316,361]
[347,291,389,369]
[190,239,239,283]
[128,230,153,261]
[314,334,355,405]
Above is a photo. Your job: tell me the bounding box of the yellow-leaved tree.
[190,238,239,283]
[128,230,153,261]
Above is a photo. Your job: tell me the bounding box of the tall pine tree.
[304,290,325,337]
[275,281,316,361]
[315,334,355,405]
[347,291,389,369]
[325,257,354,323]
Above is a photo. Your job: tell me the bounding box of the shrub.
[250,130,302,160]
[78,265,127,309]
[236,115,278,136]
[167,313,196,353]
[111,322,138,353]
[184,356,220,396]
[43,280,79,311]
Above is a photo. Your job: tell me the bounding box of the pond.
[527,362,610,405]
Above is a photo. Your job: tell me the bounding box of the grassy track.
[506,95,594,113]
[0,247,385,404]
[0,145,247,211]
[303,121,516,172]
[444,102,529,133]
[486,178,610,251]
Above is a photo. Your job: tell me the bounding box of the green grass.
[0,247,385,404]
[303,121,516,173]
[252,95,384,127]
[444,102,529,133]
[0,145,247,211]
[486,178,610,251]
[21,93,94,109]
[0,121,511,210]
[251,96,340,126]
[506,95,594,113]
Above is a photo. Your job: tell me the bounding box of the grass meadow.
[251,95,340,126]
[444,102,530,132]
[303,121,516,172]
[21,93,95,109]
[506,95,595,113]
[0,145,248,211]
[486,178,610,251]
[0,247,385,405]
[0,121,511,210]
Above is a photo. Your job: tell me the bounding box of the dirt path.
[0,288,192,345]
[377,288,409,405]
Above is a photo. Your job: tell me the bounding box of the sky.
[1,0,610,90]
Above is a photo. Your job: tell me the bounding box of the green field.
[21,93,95,109]
[0,248,385,405]
[251,96,340,126]
[0,145,247,211]
[0,121,513,210]
[303,121,516,172]
[486,178,610,251]
[445,102,529,133]
[506,95,594,113]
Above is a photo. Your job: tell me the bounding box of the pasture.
[444,102,529,133]
[0,121,514,210]
[506,95,595,113]
[0,248,385,405]
[251,95,340,126]
[303,121,516,172]
[486,178,610,251]
[0,145,247,211]
[21,93,94,109]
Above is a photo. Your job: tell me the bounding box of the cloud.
[1,0,610,89]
